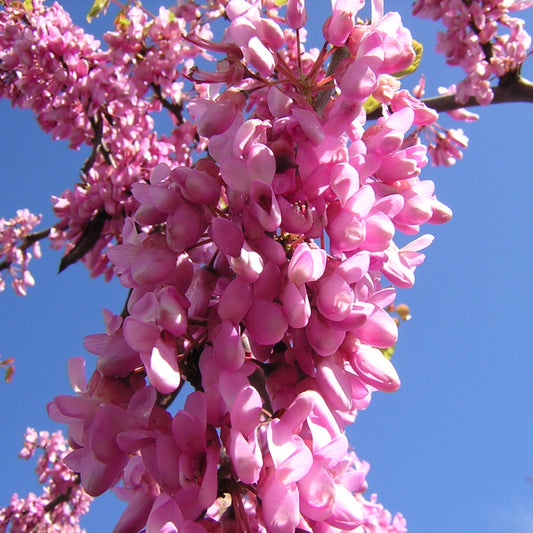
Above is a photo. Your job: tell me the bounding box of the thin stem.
[296,29,303,78]
[424,74,533,111]
[306,41,331,83]
[0,227,52,272]
[275,51,302,87]
[150,83,184,124]
[312,46,350,114]
[367,73,533,119]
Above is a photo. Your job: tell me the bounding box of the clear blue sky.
[1,2,533,532]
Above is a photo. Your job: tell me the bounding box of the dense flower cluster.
[0,0,212,283]
[42,1,451,531]
[0,428,92,533]
[413,0,533,104]
[410,78,475,167]
[0,209,42,295]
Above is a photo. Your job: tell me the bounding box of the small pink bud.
[244,299,288,345]
[287,243,327,285]
[211,217,244,258]
[286,0,307,29]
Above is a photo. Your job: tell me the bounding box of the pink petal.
[306,311,346,356]
[141,339,181,394]
[123,317,159,353]
[261,474,300,533]
[68,356,87,394]
[298,462,336,521]
[217,278,253,323]
[267,419,313,483]
[247,143,276,185]
[351,344,400,392]
[211,217,244,258]
[245,299,288,345]
[287,243,327,286]
[325,483,363,529]
[229,428,262,484]
[146,494,183,533]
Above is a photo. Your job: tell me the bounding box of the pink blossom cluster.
[409,78,475,167]
[0,428,92,533]
[412,0,533,104]
[0,0,215,281]
[41,1,453,531]
[0,209,42,295]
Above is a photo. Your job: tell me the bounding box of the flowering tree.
[1,0,532,532]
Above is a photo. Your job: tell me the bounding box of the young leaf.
[363,95,382,114]
[380,346,396,360]
[393,39,423,79]
[86,0,111,23]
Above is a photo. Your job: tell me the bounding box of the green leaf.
[393,39,423,79]
[380,346,396,360]
[274,0,287,5]
[363,95,382,114]
[86,0,111,23]
[116,16,131,28]
[23,0,33,12]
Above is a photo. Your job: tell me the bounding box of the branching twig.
[83,114,116,173]
[42,486,73,514]
[150,82,184,124]
[366,73,533,119]
[312,46,350,114]
[82,115,104,174]
[0,227,52,272]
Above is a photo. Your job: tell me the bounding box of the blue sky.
[1,2,533,532]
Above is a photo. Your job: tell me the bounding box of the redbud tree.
[0,1,532,532]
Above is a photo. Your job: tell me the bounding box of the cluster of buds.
[413,0,533,104]
[0,428,92,533]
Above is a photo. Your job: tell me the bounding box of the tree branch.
[422,74,533,113]
[312,46,350,114]
[366,73,533,119]
[150,83,184,124]
[0,227,51,272]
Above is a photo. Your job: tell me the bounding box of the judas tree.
[0,0,532,532]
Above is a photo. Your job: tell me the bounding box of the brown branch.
[42,487,73,514]
[82,114,103,174]
[427,74,533,111]
[367,73,533,119]
[150,83,184,124]
[82,113,116,174]
[312,46,350,114]
[0,227,52,272]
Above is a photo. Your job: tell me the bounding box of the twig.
[312,46,350,114]
[367,73,533,119]
[0,227,52,272]
[150,83,184,124]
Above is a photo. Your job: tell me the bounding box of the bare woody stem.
[312,46,350,114]
[0,227,52,272]
[150,83,185,124]
[421,74,533,113]
[368,72,533,119]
